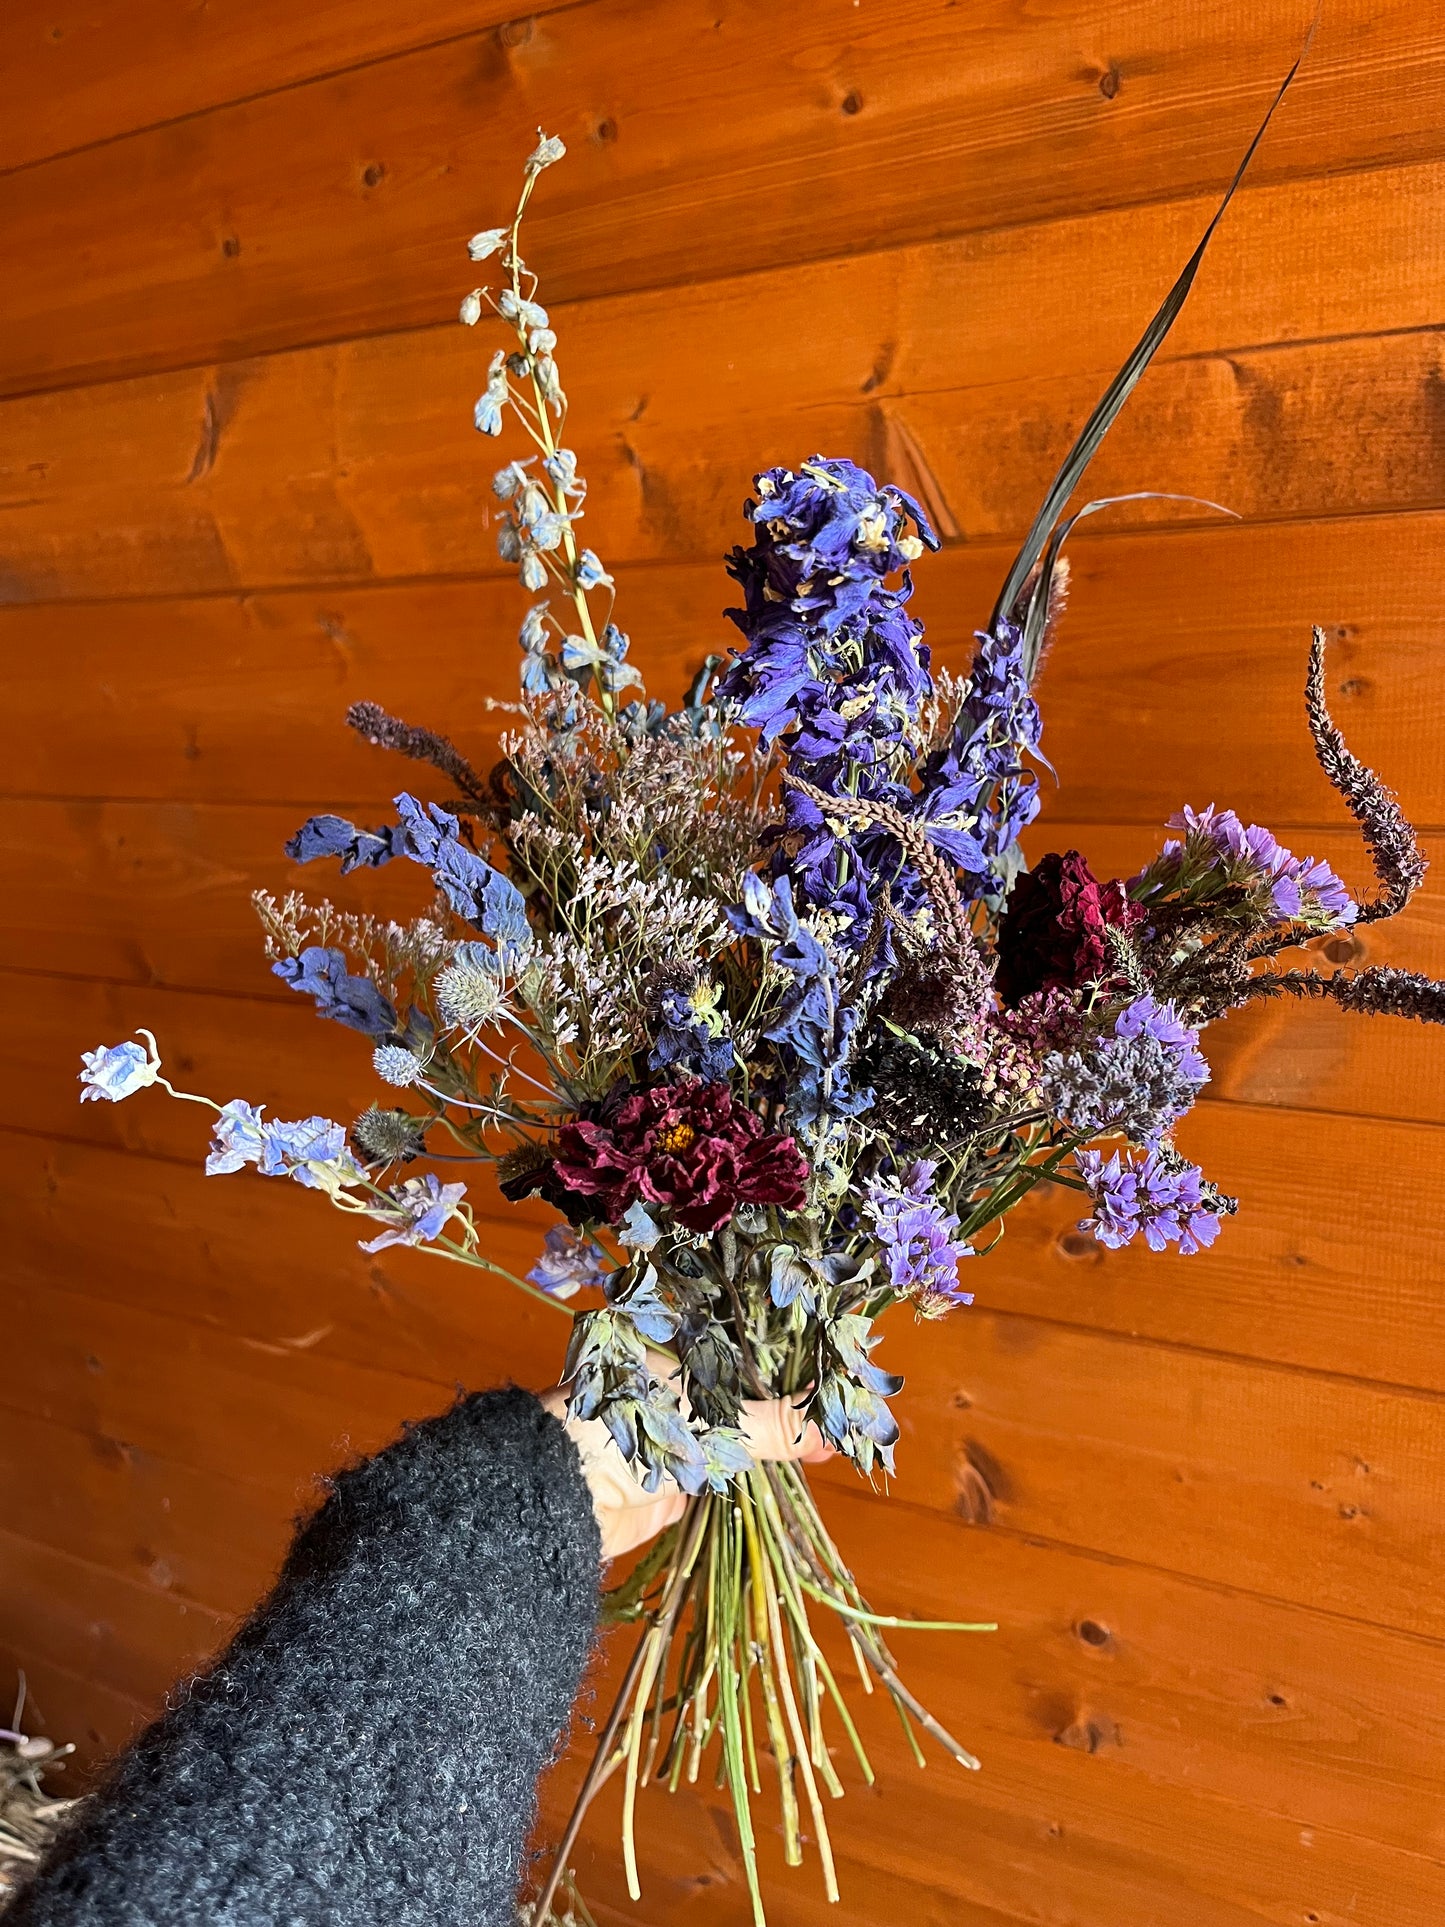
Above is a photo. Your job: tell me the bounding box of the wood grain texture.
[6,515,1445,826]
[0,1,575,174]
[6,0,1445,397]
[6,144,1445,605]
[10,2,1445,1917]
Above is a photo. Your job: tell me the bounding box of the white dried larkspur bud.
[525,130,566,174]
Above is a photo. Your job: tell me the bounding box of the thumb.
[740,1393,832,1465]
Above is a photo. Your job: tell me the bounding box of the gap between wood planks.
[3,496,1443,616]
[5,0,1441,398]
[6,155,1444,411]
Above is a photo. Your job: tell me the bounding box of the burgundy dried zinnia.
[549,1081,808,1234]
[994,850,1141,1006]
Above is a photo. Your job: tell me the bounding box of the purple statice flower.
[865,1159,974,1314]
[1157,804,1356,927]
[725,457,937,640]
[1041,995,1209,1146]
[1114,996,1209,1084]
[79,1034,162,1103]
[273,946,397,1039]
[359,1173,468,1253]
[527,1224,609,1299]
[648,981,735,1085]
[1075,1147,1222,1255]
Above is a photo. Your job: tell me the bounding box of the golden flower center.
[656,1120,697,1155]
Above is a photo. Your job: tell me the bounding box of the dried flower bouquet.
[80,75,1445,1927]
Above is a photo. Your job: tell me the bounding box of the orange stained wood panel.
[0,1,575,175]
[4,0,1445,396]
[5,515,1445,826]
[10,3,1445,1922]
[7,143,1445,604]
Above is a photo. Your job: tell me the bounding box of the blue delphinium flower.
[205,1098,268,1174]
[205,1107,363,1191]
[258,1116,362,1190]
[721,459,1045,953]
[648,980,735,1084]
[725,457,937,638]
[283,814,406,873]
[1041,994,1209,1145]
[273,947,397,1038]
[728,872,871,1133]
[79,1033,162,1103]
[912,619,1043,907]
[865,1159,974,1313]
[359,1173,468,1253]
[392,794,531,938]
[527,1225,609,1298]
[1075,1147,1222,1255]
[285,792,531,943]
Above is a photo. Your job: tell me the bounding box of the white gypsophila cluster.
[527,930,639,1061]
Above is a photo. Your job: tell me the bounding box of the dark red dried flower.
[548,1082,808,1234]
[994,850,1141,1006]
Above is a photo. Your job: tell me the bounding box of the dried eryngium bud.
[352,1106,429,1164]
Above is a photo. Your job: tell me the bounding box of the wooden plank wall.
[5,3,1445,1920]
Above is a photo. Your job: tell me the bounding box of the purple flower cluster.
[1155,804,1355,927]
[720,458,1044,951]
[1041,995,1210,1145]
[724,457,938,638]
[865,1159,974,1312]
[913,619,1043,906]
[1075,1147,1222,1255]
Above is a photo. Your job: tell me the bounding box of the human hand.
[539,1377,831,1561]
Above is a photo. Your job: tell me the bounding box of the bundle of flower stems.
[80,71,1445,1927]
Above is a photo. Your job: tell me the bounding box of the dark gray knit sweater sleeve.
[8,1387,600,1926]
